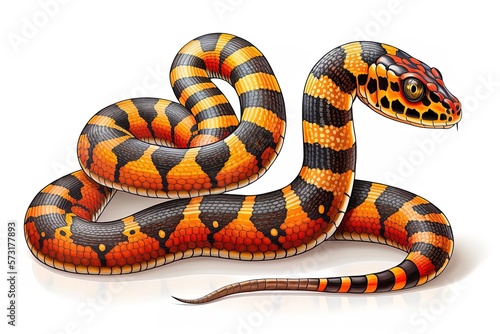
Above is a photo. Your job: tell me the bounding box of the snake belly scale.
[24,33,461,303]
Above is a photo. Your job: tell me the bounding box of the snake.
[24,33,461,303]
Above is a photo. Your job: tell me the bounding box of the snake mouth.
[403,120,457,129]
[415,122,456,129]
[367,103,458,129]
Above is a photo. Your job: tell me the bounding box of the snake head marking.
[359,51,461,129]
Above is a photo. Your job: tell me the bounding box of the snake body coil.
[24,33,461,303]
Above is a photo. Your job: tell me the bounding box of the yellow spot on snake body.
[302,120,355,151]
[41,231,46,238]
[342,42,369,77]
[270,228,278,237]
[99,244,106,252]
[318,205,325,214]
[158,230,166,239]
[213,221,219,229]
[304,74,354,111]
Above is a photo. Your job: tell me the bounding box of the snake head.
[359,50,461,129]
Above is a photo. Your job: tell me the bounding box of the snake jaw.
[361,100,457,130]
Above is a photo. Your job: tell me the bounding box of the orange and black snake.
[24,33,461,303]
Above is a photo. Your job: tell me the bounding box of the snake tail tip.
[171,295,190,303]
[171,295,203,304]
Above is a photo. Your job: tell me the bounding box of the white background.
[2,0,498,333]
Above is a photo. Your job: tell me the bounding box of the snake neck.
[295,42,388,225]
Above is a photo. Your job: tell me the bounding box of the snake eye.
[403,78,425,102]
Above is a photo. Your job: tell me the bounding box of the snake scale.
[24,33,461,303]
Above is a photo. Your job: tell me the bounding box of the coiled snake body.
[24,33,461,303]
